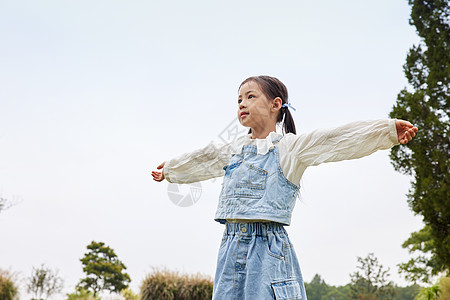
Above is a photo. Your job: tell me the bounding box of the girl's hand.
[395,120,418,144]
[152,162,166,182]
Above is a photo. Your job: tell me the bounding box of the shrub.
[121,287,140,300]
[0,269,19,300]
[440,277,450,300]
[27,264,63,300]
[66,287,100,300]
[415,282,440,300]
[178,273,213,300]
[141,269,179,300]
[140,269,213,300]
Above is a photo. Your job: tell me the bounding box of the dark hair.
[239,75,296,135]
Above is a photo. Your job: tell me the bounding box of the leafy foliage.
[397,226,444,283]
[389,0,450,283]
[78,241,131,297]
[66,287,100,300]
[67,287,100,300]
[26,264,63,300]
[120,287,140,300]
[416,281,440,300]
[349,253,396,300]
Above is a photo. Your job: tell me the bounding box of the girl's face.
[237,81,274,130]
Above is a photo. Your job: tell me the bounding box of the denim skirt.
[212,222,307,300]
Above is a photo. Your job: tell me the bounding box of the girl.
[151,75,418,300]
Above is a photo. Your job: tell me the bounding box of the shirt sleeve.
[163,142,232,184]
[284,119,399,167]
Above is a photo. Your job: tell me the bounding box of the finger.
[157,162,166,169]
[406,131,412,141]
[400,133,408,144]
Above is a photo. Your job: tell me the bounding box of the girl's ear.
[271,97,282,112]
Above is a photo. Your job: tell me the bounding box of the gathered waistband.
[224,221,287,236]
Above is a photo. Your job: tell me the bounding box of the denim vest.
[215,136,300,226]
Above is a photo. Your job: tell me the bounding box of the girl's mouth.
[240,112,249,118]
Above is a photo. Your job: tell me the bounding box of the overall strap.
[272,134,284,145]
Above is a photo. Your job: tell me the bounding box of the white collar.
[230,131,284,155]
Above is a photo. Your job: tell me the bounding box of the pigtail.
[281,106,296,135]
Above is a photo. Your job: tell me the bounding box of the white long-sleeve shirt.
[163,119,399,186]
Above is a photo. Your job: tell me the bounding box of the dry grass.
[140,268,213,300]
[440,277,450,300]
[0,269,19,300]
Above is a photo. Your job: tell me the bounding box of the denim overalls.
[213,136,307,300]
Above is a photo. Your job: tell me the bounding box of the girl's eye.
[238,99,242,104]
[248,95,254,99]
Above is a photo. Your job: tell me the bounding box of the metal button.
[241,227,247,233]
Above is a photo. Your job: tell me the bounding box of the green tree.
[389,0,450,283]
[323,284,351,300]
[77,241,131,297]
[304,274,330,300]
[26,264,63,300]
[349,253,396,300]
[393,284,421,300]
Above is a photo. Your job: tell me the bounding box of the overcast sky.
[0,0,425,298]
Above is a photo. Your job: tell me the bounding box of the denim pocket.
[221,160,267,199]
[265,233,285,260]
[234,161,267,198]
[271,279,302,300]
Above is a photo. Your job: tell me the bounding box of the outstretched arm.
[150,142,232,184]
[284,119,417,168]
[151,162,166,182]
[395,120,418,144]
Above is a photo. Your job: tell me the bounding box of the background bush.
[66,287,100,300]
[140,269,213,300]
[0,269,19,300]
